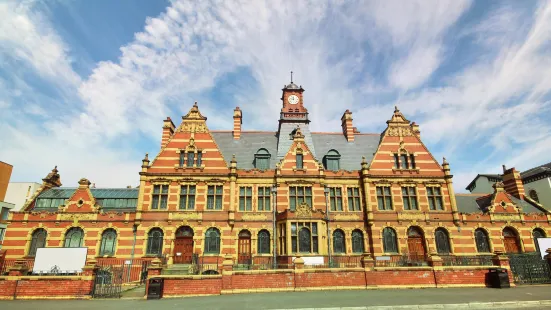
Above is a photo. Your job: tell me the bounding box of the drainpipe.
[272,185,277,269]
[324,186,331,264]
[127,224,138,282]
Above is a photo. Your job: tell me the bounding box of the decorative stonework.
[334,214,361,221]
[295,203,313,218]
[241,213,268,221]
[172,212,203,221]
[398,212,426,221]
[59,213,95,222]
[492,213,521,222]
[387,126,413,137]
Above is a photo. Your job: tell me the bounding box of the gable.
[279,129,321,175]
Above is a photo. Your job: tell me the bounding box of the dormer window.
[393,152,415,169]
[254,148,271,170]
[324,150,340,171]
[296,152,304,169]
[179,149,203,168]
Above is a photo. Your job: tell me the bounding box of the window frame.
[64,227,84,248]
[179,185,196,210]
[204,228,221,254]
[382,227,399,253]
[257,186,271,211]
[427,186,444,210]
[254,149,271,170]
[401,186,418,210]
[351,229,364,253]
[376,186,393,210]
[329,187,343,211]
[435,228,451,254]
[291,222,318,254]
[146,228,164,256]
[289,186,313,211]
[474,228,491,253]
[296,153,304,169]
[28,228,47,257]
[99,229,117,256]
[151,184,169,210]
[207,185,223,210]
[347,187,362,211]
[257,230,270,254]
[332,229,346,254]
[239,186,253,211]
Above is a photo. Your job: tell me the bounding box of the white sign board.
[33,247,88,273]
[537,238,551,259]
[293,256,324,265]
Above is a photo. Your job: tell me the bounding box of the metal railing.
[441,255,494,266]
[96,258,152,283]
[374,254,429,267]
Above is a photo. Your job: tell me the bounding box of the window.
[179,152,185,167]
[239,187,252,211]
[258,230,270,254]
[197,151,203,167]
[427,187,444,210]
[333,229,346,254]
[402,187,418,210]
[296,153,304,169]
[533,228,546,253]
[146,228,164,256]
[35,198,65,209]
[352,230,364,253]
[64,227,84,248]
[329,187,343,211]
[291,222,318,253]
[289,186,312,211]
[0,207,8,220]
[204,228,221,254]
[529,190,539,203]
[376,186,393,210]
[409,154,416,169]
[393,154,400,169]
[207,185,223,210]
[186,152,195,167]
[475,228,490,253]
[28,229,47,256]
[99,229,117,256]
[257,187,271,211]
[435,228,451,254]
[278,223,287,255]
[179,185,196,210]
[347,187,362,211]
[254,148,271,170]
[0,228,4,242]
[151,185,168,210]
[324,150,340,171]
[383,227,398,253]
[400,154,408,169]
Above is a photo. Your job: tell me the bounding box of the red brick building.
[2,80,550,270]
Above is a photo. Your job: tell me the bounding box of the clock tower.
[280,71,308,123]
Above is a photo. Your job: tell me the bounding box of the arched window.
[258,230,270,254]
[533,228,546,253]
[324,150,340,171]
[435,228,451,254]
[503,227,521,253]
[205,228,221,254]
[29,228,47,256]
[254,148,271,170]
[99,229,117,256]
[383,227,398,253]
[146,228,164,256]
[529,190,539,203]
[176,226,194,238]
[352,229,364,253]
[474,228,491,253]
[64,227,84,248]
[333,229,346,254]
[298,227,311,253]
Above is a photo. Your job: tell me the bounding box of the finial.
[145,153,149,160]
[231,154,236,162]
[361,156,366,164]
[193,101,198,107]
[443,157,448,165]
[394,106,399,112]
[290,71,293,83]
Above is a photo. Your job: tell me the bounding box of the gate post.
[492,250,514,285]
[82,259,98,297]
[545,248,551,267]
[221,254,234,292]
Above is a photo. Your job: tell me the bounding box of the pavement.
[1,286,551,310]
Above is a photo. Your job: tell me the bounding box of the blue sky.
[1,0,550,192]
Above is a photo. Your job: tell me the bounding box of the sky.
[1,0,550,192]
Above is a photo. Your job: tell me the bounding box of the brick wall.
[0,276,93,300]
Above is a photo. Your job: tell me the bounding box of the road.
[1,286,550,310]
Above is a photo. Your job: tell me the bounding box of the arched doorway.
[503,227,521,253]
[238,230,252,264]
[174,226,194,264]
[407,226,426,259]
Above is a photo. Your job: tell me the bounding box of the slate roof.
[38,188,138,199]
[211,131,380,170]
[455,194,485,213]
[521,162,551,181]
[454,193,545,214]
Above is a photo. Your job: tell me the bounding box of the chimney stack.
[341,110,354,142]
[502,166,525,199]
[161,117,175,149]
[233,107,242,140]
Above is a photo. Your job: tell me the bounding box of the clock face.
[287,95,299,105]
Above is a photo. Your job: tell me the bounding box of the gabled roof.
[465,174,503,191]
[211,131,380,170]
[521,162,551,181]
[455,194,485,213]
[455,192,546,214]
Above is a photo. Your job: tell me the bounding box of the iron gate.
[92,265,124,298]
[507,252,551,285]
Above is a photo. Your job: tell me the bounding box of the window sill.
[392,168,420,173]
[203,253,221,256]
[174,165,205,171]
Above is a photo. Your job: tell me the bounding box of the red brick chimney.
[161,117,175,149]
[341,110,354,142]
[233,107,242,140]
[502,165,525,199]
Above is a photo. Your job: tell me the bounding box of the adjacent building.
[4,182,41,212]
[1,80,550,267]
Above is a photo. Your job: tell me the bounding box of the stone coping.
[0,275,93,281]
[148,274,222,280]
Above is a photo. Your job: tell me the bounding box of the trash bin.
[147,278,164,299]
[488,268,510,288]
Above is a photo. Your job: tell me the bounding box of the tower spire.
[290,71,293,83]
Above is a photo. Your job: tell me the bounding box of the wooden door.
[238,238,251,264]
[173,237,193,264]
[407,237,426,260]
[504,237,520,253]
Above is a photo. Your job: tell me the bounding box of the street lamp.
[324,186,331,264]
[271,185,278,269]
